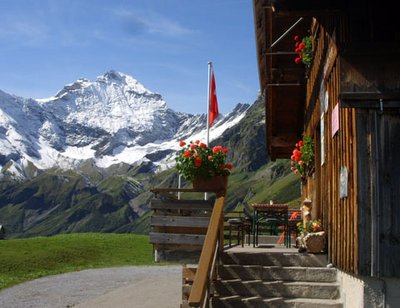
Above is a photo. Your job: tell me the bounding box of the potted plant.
[293,34,313,69]
[175,140,233,190]
[296,219,326,253]
[290,135,315,184]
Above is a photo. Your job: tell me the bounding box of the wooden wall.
[303,12,400,276]
[253,0,400,277]
[355,108,400,277]
[303,17,359,274]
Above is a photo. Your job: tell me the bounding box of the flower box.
[176,140,233,184]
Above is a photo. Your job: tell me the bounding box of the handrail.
[188,193,226,307]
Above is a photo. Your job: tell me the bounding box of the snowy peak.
[54,78,91,98]
[0,71,251,179]
[97,70,152,95]
[35,70,172,136]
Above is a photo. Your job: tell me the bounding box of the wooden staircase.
[210,249,343,307]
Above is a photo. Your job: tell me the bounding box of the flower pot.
[192,176,228,191]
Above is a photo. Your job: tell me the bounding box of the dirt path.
[0,266,182,308]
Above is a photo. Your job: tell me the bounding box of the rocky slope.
[0,70,249,181]
[0,73,300,238]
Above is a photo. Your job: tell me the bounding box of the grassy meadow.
[0,233,160,291]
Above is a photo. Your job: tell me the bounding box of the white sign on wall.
[340,166,348,198]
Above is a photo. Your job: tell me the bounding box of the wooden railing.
[188,191,226,307]
[149,188,214,264]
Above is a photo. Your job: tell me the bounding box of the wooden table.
[252,204,289,248]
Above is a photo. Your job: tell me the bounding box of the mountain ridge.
[0,72,301,238]
[0,70,250,180]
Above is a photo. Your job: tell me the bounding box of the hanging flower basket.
[290,135,315,180]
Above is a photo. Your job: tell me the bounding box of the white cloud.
[0,19,48,45]
[116,9,194,38]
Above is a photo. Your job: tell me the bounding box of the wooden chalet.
[254,0,400,305]
[148,1,399,306]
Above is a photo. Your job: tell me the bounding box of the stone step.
[214,280,340,299]
[218,264,337,282]
[221,251,328,267]
[212,296,343,308]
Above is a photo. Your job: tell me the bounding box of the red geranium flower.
[194,157,202,167]
[179,141,186,147]
[213,146,223,154]
[312,224,320,231]
[289,135,315,179]
[225,163,233,170]
[176,140,233,181]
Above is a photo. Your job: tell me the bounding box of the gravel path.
[0,266,182,308]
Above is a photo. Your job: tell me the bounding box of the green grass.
[0,233,162,291]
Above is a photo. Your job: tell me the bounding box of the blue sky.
[0,0,260,115]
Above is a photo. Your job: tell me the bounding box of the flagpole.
[206,61,212,146]
[205,62,212,200]
[178,174,181,200]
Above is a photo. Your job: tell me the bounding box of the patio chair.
[252,204,289,247]
[276,209,302,246]
[225,209,252,247]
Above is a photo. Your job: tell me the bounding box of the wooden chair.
[252,204,289,247]
[224,209,252,247]
[276,209,302,246]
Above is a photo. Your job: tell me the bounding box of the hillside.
[0,95,301,238]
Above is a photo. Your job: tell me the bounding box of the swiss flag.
[209,70,219,127]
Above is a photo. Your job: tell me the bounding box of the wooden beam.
[188,196,225,306]
[341,92,400,100]
[149,232,205,246]
[152,226,208,235]
[272,9,341,18]
[151,187,226,195]
[341,100,400,109]
[340,92,400,109]
[182,266,197,284]
[151,216,210,228]
[150,199,213,211]
[267,83,302,86]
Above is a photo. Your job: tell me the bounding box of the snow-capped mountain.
[0,70,250,180]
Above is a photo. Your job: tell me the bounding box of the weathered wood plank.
[153,244,202,252]
[153,226,208,235]
[188,195,225,306]
[182,266,197,284]
[149,232,205,246]
[341,99,400,109]
[154,248,201,264]
[376,111,400,277]
[356,110,372,276]
[150,199,214,211]
[151,215,210,228]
